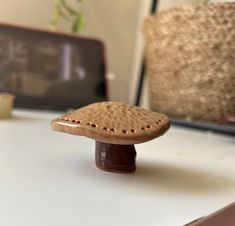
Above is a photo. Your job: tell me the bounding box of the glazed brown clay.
[95,141,136,173]
[51,101,170,173]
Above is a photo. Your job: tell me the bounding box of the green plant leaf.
[72,15,85,33]
[51,0,85,33]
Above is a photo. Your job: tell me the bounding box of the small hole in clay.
[65,119,69,121]
[103,127,108,131]
[122,130,127,134]
[110,128,115,132]
[72,120,76,123]
[156,121,159,124]
[141,127,145,130]
[131,129,135,133]
[86,122,91,126]
[147,125,151,128]
[91,124,96,128]
[76,120,81,124]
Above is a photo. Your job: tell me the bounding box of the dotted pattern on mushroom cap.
[51,102,170,145]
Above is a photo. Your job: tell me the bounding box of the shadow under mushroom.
[61,153,235,196]
[133,161,235,194]
[76,159,234,195]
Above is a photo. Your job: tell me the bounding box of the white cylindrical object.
[0,94,15,119]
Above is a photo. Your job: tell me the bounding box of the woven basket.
[143,3,235,121]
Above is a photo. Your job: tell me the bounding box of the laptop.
[0,22,108,110]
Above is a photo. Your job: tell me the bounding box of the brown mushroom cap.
[51,101,170,145]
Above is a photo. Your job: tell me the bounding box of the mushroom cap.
[51,101,170,145]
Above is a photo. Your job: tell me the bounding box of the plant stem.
[60,0,78,16]
[50,0,84,33]
[50,0,61,31]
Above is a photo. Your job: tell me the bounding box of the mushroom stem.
[95,141,136,173]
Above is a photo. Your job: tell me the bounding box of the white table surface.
[0,109,235,226]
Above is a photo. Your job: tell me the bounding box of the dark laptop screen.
[0,23,107,110]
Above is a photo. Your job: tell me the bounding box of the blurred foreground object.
[186,202,235,226]
[143,3,235,122]
[0,93,14,119]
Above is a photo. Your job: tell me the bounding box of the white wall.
[77,0,142,103]
[0,0,54,28]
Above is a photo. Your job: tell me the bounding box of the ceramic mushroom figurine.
[51,102,170,173]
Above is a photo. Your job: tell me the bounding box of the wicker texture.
[143,3,235,121]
